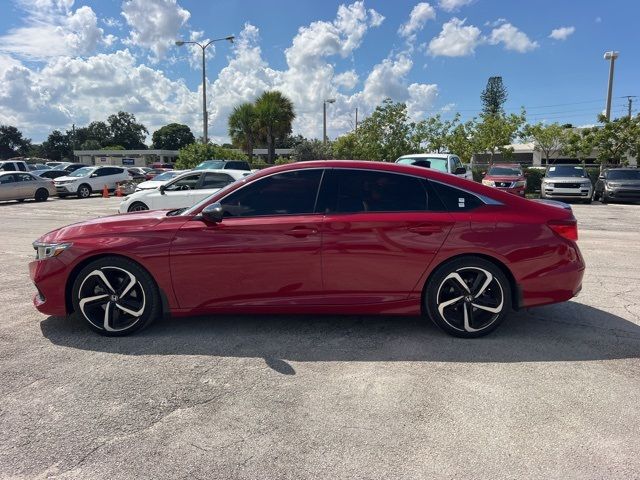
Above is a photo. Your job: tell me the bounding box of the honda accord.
[30,161,585,338]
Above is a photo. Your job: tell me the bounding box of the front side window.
[200,173,235,189]
[221,170,323,217]
[166,174,201,191]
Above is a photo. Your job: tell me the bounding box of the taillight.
[547,219,578,241]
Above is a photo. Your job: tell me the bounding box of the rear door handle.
[408,224,446,235]
[284,227,318,237]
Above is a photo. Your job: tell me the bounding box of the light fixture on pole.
[175,35,235,144]
[323,98,336,144]
[603,51,619,121]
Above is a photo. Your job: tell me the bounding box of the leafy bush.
[250,158,269,170]
[586,167,600,186]
[176,143,247,169]
[523,167,544,194]
[275,156,294,165]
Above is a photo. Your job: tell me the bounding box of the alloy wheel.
[435,266,504,333]
[128,202,149,212]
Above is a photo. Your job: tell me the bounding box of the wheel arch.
[420,252,521,313]
[64,253,169,316]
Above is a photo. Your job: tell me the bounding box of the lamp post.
[323,98,336,144]
[175,36,234,144]
[603,51,619,121]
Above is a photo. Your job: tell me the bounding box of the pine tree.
[481,77,508,116]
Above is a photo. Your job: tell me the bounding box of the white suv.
[0,160,29,172]
[395,153,473,181]
[54,166,131,198]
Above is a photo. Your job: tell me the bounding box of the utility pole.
[71,123,76,161]
[323,98,335,144]
[355,107,358,132]
[603,51,619,120]
[622,95,636,118]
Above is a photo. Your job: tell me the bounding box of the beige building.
[74,149,179,167]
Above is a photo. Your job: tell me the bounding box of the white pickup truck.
[395,153,474,181]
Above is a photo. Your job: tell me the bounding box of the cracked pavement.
[0,197,639,479]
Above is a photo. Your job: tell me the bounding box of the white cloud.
[398,3,436,41]
[489,23,538,52]
[428,18,482,57]
[0,1,112,60]
[334,70,359,90]
[121,0,190,61]
[438,0,474,12]
[549,26,575,41]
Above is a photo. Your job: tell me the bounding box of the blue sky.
[0,0,638,143]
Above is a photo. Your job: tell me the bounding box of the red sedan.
[29,161,584,338]
[481,164,527,197]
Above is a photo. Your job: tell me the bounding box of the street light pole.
[603,51,619,121]
[176,36,234,144]
[323,98,335,144]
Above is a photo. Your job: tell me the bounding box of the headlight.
[482,180,495,187]
[607,182,621,187]
[513,180,526,188]
[32,241,72,260]
[55,180,74,185]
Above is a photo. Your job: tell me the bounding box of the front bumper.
[495,186,526,196]
[607,187,640,200]
[55,184,77,194]
[542,184,592,200]
[29,257,69,316]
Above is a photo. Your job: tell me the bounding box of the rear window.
[429,180,483,211]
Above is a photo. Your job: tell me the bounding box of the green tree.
[445,119,478,164]
[474,110,525,164]
[176,143,247,169]
[332,131,363,159]
[86,121,111,146]
[0,125,31,159]
[152,123,195,150]
[562,130,594,162]
[412,114,458,153]
[292,138,333,161]
[80,139,102,150]
[254,91,295,163]
[481,76,508,115]
[107,111,148,149]
[587,114,639,165]
[41,130,71,161]
[521,122,568,164]
[228,103,258,160]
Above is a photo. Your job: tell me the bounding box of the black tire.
[35,188,49,202]
[58,193,67,199]
[77,184,92,199]
[583,196,592,204]
[601,192,609,204]
[128,201,149,212]
[71,256,161,336]
[424,257,511,338]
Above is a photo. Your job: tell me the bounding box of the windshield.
[68,167,94,178]
[546,165,587,178]
[608,170,640,180]
[194,160,225,170]
[53,164,70,170]
[153,171,182,181]
[488,166,522,176]
[397,157,448,173]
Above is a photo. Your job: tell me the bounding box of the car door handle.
[284,227,318,237]
[408,224,447,235]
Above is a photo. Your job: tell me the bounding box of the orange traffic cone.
[116,183,123,197]
[102,185,109,198]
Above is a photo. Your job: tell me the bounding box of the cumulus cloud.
[489,23,538,52]
[398,3,436,41]
[438,0,474,12]
[428,18,482,57]
[121,0,190,61]
[549,26,575,41]
[0,0,112,60]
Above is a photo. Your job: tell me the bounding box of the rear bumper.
[29,257,69,316]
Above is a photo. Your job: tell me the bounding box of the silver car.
[541,165,593,204]
[0,171,56,203]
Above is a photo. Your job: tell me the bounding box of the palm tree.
[228,103,257,160]
[254,90,295,163]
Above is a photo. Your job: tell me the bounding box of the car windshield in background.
[546,166,587,177]
[397,157,448,173]
[52,164,69,170]
[608,170,640,180]
[154,171,182,181]
[488,167,522,176]
[68,167,94,177]
[194,160,225,170]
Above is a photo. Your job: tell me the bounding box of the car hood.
[136,181,163,189]
[544,176,590,183]
[485,175,524,182]
[38,210,171,243]
[53,175,81,182]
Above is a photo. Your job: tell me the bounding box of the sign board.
[122,158,135,166]
[99,157,107,163]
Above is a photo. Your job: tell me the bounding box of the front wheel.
[424,257,511,338]
[71,257,161,336]
[77,184,91,199]
[128,201,149,212]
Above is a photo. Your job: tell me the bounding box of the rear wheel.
[128,201,149,212]
[35,188,49,202]
[77,184,91,199]
[71,257,161,336]
[424,257,511,338]
[601,191,609,204]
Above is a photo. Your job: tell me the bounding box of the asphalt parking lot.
[0,196,639,479]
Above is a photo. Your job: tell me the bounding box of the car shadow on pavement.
[40,301,640,371]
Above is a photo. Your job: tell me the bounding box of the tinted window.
[17,163,26,171]
[323,169,428,213]
[0,175,14,184]
[0,163,15,171]
[166,174,200,191]
[225,161,250,171]
[200,172,235,189]
[430,180,483,211]
[221,170,323,217]
[607,170,640,180]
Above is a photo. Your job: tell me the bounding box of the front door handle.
[408,224,446,235]
[284,227,318,237]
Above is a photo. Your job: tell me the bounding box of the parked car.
[135,170,186,191]
[144,168,171,180]
[28,163,52,172]
[194,159,251,171]
[481,164,526,197]
[31,160,585,338]
[37,163,88,180]
[45,161,64,168]
[127,167,149,181]
[119,169,249,213]
[149,162,174,169]
[54,166,131,198]
[541,165,593,203]
[0,160,29,172]
[593,168,640,203]
[395,153,473,181]
[0,171,55,203]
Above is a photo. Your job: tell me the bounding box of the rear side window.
[221,169,323,217]
[429,180,482,211]
[200,172,235,189]
[0,174,14,184]
[17,163,27,171]
[322,169,428,213]
[226,161,250,171]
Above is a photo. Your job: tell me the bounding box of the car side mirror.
[201,202,224,223]
[454,167,466,175]
[159,184,166,195]
[598,175,605,180]
[90,173,97,178]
